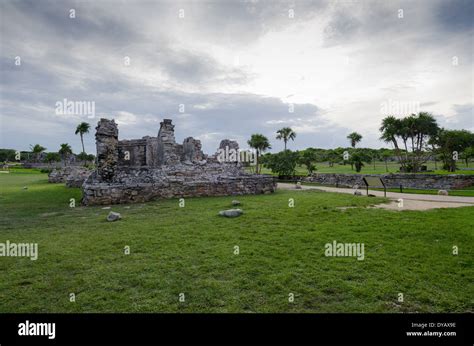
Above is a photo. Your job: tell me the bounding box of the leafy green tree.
[325,149,340,167]
[350,150,372,173]
[45,152,61,166]
[379,149,393,172]
[75,122,90,154]
[460,147,474,167]
[352,154,364,172]
[247,134,271,174]
[276,127,296,151]
[76,153,96,168]
[298,148,318,174]
[0,149,16,162]
[432,129,474,172]
[264,150,299,177]
[77,152,87,161]
[58,143,73,166]
[346,132,363,148]
[370,149,378,170]
[30,144,46,162]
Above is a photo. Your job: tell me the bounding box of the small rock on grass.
[353,191,362,196]
[219,209,243,218]
[438,190,449,196]
[231,200,241,206]
[107,211,121,222]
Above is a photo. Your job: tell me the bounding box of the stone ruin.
[82,118,276,205]
[48,166,91,187]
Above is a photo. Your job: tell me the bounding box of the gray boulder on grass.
[219,209,243,218]
[107,211,121,222]
[438,190,449,196]
[231,200,241,206]
[353,191,362,196]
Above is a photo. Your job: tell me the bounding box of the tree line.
[2,114,473,175]
[0,122,93,166]
[246,112,474,176]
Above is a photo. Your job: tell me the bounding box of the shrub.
[264,150,299,177]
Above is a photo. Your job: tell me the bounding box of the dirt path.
[277,183,474,211]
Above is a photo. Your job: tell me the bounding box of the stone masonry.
[302,173,474,190]
[82,118,276,205]
[48,166,91,187]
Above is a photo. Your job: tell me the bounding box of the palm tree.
[248,134,271,174]
[380,116,405,171]
[351,151,365,172]
[346,132,363,148]
[75,122,90,154]
[30,144,46,162]
[276,127,296,151]
[58,143,73,166]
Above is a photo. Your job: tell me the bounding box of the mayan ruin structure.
[81,118,276,205]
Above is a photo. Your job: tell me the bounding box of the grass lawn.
[0,172,473,313]
[252,161,474,176]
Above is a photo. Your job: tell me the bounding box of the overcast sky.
[0,0,472,154]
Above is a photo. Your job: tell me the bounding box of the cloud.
[437,104,474,131]
[0,0,472,155]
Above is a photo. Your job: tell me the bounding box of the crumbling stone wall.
[157,119,181,165]
[82,118,276,205]
[49,166,91,187]
[302,173,474,189]
[118,139,147,167]
[66,168,92,188]
[182,137,204,163]
[83,170,275,205]
[96,119,118,182]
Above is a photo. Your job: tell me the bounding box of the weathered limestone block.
[118,139,147,166]
[219,209,243,218]
[49,166,91,187]
[96,119,118,182]
[106,211,121,221]
[48,168,69,183]
[145,137,159,167]
[157,119,180,165]
[182,137,204,163]
[66,168,92,188]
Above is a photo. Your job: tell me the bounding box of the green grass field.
[252,160,474,176]
[0,172,473,313]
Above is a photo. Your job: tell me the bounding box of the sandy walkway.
[277,183,474,211]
